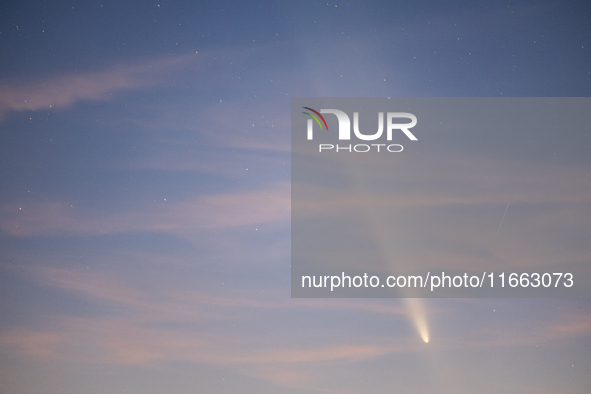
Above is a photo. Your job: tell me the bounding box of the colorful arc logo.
[302,107,328,131]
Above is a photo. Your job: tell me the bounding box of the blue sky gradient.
[1,1,590,393]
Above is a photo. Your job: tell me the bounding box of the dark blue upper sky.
[2,0,590,94]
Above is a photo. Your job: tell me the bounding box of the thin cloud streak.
[3,265,590,392]
[0,46,267,120]
[21,264,409,318]
[1,265,413,385]
[0,55,196,119]
[0,331,64,359]
[295,153,591,212]
[0,182,291,238]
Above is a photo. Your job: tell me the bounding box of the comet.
[405,298,429,343]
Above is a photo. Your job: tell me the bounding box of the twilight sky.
[1,1,590,393]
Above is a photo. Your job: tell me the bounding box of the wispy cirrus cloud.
[1,264,410,385]
[0,56,192,119]
[0,46,261,120]
[0,182,290,238]
[3,265,590,392]
[20,264,410,320]
[0,331,64,359]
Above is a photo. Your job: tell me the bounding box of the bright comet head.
[405,298,430,344]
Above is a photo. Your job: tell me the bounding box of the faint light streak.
[496,202,510,235]
[405,298,429,343]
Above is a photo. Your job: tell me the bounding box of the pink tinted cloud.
[0,53,202,119]
[0,44,274,120]
[0,182,290,238]
[23,265,408,322]
[551,314,591,336]
[296,153,591,214]
[0,331,64,359]
[1,264,410,382]
[5,265,591,392]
